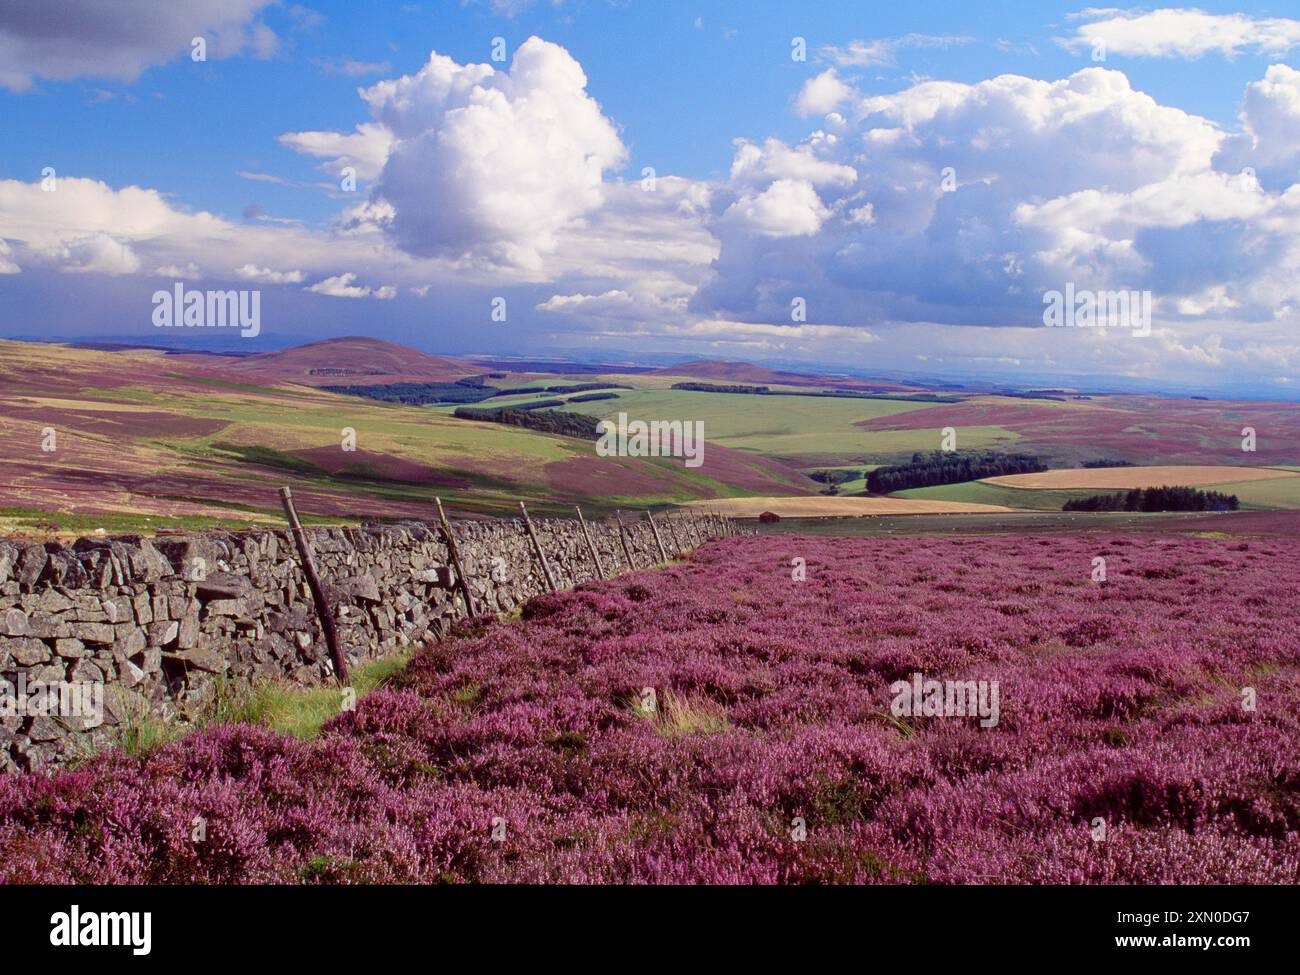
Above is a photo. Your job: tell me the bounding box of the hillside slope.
[0,341,814,533]
[173,336,474,387]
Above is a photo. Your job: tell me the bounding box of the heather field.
[0,340,812,531]
[2,532,1296,885]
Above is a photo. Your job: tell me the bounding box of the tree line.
[325,378,627,406]
[1063,487,1240,512]
[453,406,602,440]
[867,450,1047,494]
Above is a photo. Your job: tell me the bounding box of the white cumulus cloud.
[283,37,628,272]
[305,272,393,299]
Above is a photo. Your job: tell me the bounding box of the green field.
[550,388,1017,463]
[896,474,1300,511]
[894,480,1096,511]
[1202,476,1300,509]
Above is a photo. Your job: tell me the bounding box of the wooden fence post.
[645,510,669,563]
[435,496,477,618]
[278,487,348,684]
[575,505,605,580]
[615,510,637,571]
[519,501,557,593]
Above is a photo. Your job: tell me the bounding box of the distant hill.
[649,359,915,392]
[0,339,815,532]
[174,336,474,387]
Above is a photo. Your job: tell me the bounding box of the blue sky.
[3,1,1300,395]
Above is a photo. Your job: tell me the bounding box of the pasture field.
[893,481,1093,512]
[4,532,1296,884]
[1205,475,1300,508]
[897,466,1300,512]
[984,465,1299,490]
[553,387,1017,463]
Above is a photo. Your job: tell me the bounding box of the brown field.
[985,465,1299,490]
[679,496,1011,518]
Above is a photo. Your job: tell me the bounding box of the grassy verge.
[117,649,414,759]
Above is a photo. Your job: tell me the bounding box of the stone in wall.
[0,510,739,771]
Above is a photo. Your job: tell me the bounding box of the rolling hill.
[173,336,475,387]
[0,340,814,535]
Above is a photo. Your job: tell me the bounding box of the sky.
[2,1,1300,395]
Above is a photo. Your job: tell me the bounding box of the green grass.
[550,388,986,462]
[834,477,869,495]
[892,480,1098,511]
[162,373,320,398]
[117,649,415,758]
[805,464,879,496]
[208,442,329,475]
[0,506,279,535]
[1200,476,1300,509]
[234,650,413,739]
[893,474,1300,512]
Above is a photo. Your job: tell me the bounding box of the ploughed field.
[2,533,1297,883]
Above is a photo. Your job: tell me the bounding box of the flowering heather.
[1,532,1297,884]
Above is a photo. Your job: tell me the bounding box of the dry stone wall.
[0,511,736,772]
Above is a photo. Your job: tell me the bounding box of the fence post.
[575,505,605,580]
[645,510,669,563]
[519,501,557,593]
[435,496,477,618]
[278,487,348,684]
[615,510,637,571]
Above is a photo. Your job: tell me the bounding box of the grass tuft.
[630,688,729,738]
[116,649,414,756]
